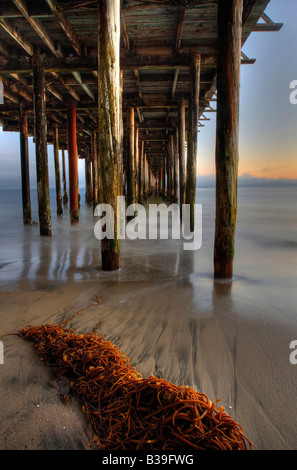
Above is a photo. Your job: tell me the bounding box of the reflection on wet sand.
[0,188,297,449]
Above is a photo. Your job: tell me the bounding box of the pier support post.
[142,153,147,199]
[67,100,79,224]
[19,101,31,224]
[178,97,186,207]
[53,124,63,216]
[134,123,139,201]
[62,149,68,204]
[139,140,144,202]
[214,0,243,279]
[98,0,121,270]
[92,127,99,207]
[174,127,179,203]
[126,106,135,207]
[85,150,93,205]
[32,54,52,236]
[168,133,174,199]
[162,158,166,195]
[186,54,200,232]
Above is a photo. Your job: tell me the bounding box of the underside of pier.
[0,0,282,277]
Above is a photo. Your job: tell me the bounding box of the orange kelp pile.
[21,323,252,450]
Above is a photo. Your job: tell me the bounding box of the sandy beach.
[0,187,297,450]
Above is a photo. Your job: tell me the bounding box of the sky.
[198,0,297,180]
[0,0,296,189]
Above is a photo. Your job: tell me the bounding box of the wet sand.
[0,188,297,450]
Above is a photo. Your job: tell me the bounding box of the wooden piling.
[67,100,79,224]
[97,0,121,271]
[19,101,31,224]
[32,54,52,236]
[186,54,200,232]
[168,133,174,199]
[85,150,93,205]
[162,158,166,195]
[126,106,135,207]
[139,140,144,201]
[174,127,179,203]
[61,149,68,205]
[92,127,99,207]
[143,153,147,197]
[53,124,63,216]
[134,123,139,200]
[214,0,243,279]
[178,98,186,207]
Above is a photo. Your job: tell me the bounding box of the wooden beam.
[12,0,94,100]
[0,13,81,102]
[0,54,217,73]
[120,10,130,51]
[45,0,82,56]
[175,1,186,52]
[250,23,283,32]
[0,16,33,55]
[12,0,62,57]
[172,68,179,98]
[134,69,143,99]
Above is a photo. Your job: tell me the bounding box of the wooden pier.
[0,0,282,277]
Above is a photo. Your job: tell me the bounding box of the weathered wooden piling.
[97,0,121,271]
[32,54,52,236]
[134,124,139,200]
[186,54,200,232]
[214,0,243,279]
[61,149,68,205]
[53,124,63,216]
[67,100,79,224]
[178,98,186,208]
[174,127,179,203]
[85,149,93,205]
[91,127,99,207]
[138,140,144,201]
[19,101,31,224]
[168,133,174,199]
[126,106,135,207]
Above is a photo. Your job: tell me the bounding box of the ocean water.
[0,185,297,449]
[0,185,296,289]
